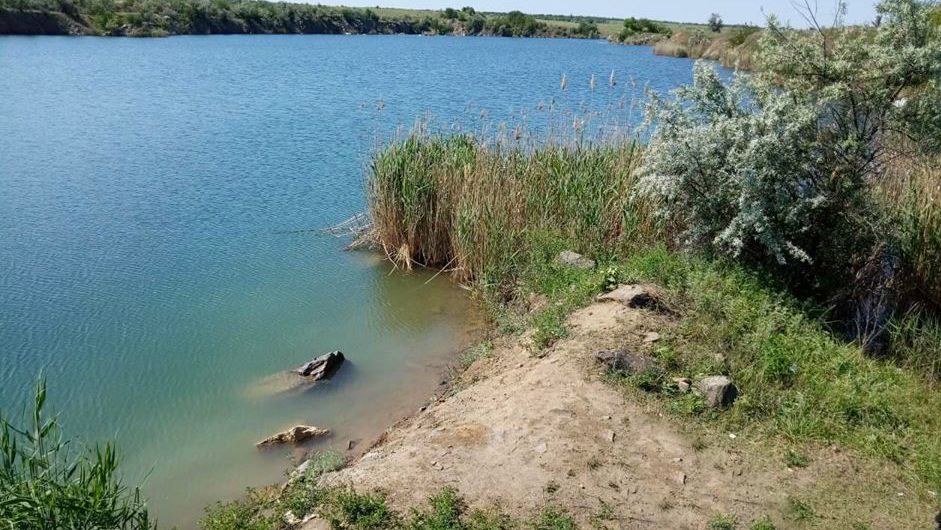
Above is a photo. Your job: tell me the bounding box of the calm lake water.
[0,35,705,528]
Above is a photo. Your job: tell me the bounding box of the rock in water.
[256,425,329,448]
[295,351,345,380]
[558,250,596,269]
[694,376,738,408]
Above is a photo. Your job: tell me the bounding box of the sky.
[336,0,880,26]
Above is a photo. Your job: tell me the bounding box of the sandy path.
[313,295,933,529]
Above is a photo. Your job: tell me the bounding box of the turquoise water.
[0,35,704,528]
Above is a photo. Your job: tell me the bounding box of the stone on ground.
[558,250,596,269]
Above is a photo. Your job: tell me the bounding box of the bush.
[727,25,759,46]
[619,17,670,41]
[640,0,941,301]
[639,63,836,269]
[0,380,153,530]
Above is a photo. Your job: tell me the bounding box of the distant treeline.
[0,0,603,37]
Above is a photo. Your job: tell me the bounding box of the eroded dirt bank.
[306,291,933,529]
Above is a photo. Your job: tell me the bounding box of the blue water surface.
[0,34,706,527]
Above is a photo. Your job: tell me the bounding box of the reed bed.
[880,154,941,310]
[367,132,658,284]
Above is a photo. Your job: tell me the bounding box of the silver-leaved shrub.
[638,0,941,277]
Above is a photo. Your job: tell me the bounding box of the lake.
[0,34,705,528]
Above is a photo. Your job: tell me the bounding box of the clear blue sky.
[336,0,879,26]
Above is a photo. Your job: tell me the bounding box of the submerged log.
[256,425,329,448]
[295,350,345,381]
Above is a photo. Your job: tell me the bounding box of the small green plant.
[632,367,665,393]
[589,500,614,527]
[529,507,576,530]
[323,488,397,529]
[406,487,464,530]
[460,341,495,369]
[749,516,776,530]
[708,512,736,530]
[786,498,816,522]
[783,449,809,469]
[201,490,277,530]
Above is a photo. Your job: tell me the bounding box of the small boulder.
[558,250,595,269]
[672,377,692,393]
[256,425,329,448]
[694,376,738,408]
[597,284,665,311]
[594,349,658,375]
[295,351,345,381]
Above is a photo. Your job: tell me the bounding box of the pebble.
[534,442,548,454]
[643,332,661,343]
[728,433,737,439]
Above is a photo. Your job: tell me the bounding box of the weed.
[783,449,809,469]
[748,516,776,530]
[708,512,736,529]
[529,507,577,530]
[785,498,816,522]
[460,341,494,369]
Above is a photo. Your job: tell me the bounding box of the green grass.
[507,242,941,493]
[590,248,941,491]
[0,379,153,530]
[202,482,577,530]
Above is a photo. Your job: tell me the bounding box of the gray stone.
[594,349,658,375]
[694,376,738,408]
[295,351,345,381]
[672,377,692,393]
[597,284,664,311]
[558,250,596,269]
[256,425,330,448]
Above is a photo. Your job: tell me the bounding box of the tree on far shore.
[708,13,723,32]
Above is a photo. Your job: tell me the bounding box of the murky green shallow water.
[0,34,705,527]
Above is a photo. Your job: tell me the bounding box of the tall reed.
[0,379,152,529]
[880,154,941,309]
[367,132,657,283]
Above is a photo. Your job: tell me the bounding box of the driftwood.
[295,351,345,381]
[323,212,372,238]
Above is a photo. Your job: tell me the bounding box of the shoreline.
[287,282,938,528]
